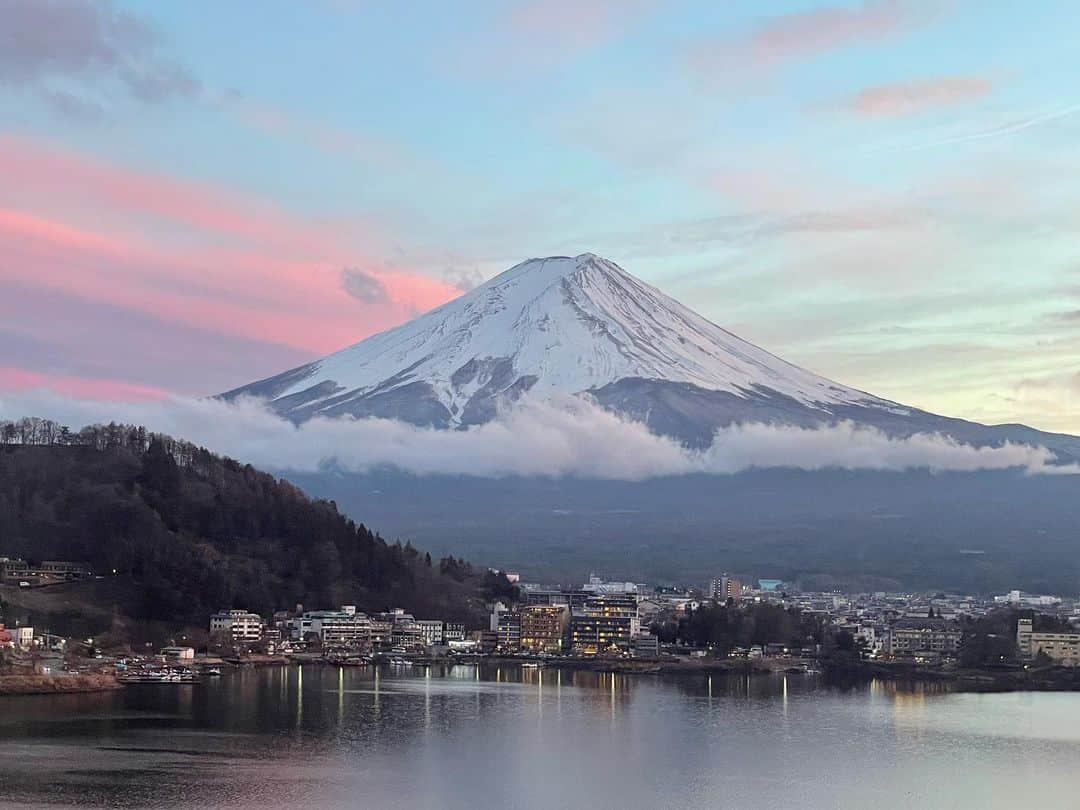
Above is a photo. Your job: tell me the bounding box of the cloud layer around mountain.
[3,390,1075,481]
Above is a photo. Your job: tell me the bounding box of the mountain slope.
[223,254,892,420]
[222,253,1080,458]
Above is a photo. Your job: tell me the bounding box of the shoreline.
[0,673,122,697]
[823,661,1080,692]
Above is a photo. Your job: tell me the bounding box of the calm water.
[1,665,1079,809]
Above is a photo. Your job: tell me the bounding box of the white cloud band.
[1,390,1074,480]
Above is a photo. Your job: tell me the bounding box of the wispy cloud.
[889,102,1080,151]
[690,1,935,81]
[840,75,993,117]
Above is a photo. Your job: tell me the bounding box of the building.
[496,610,521,653]
[583,574,646,595]
[368,618,394,648]
[631,632,659,658]
[710,574,743,603]
[390,617,424,651]
[290,606,371,647]
[1017,618,1080,665]
[37,561,92,579]
[14,626,34,648]
[522,589,591,611]
[416,620,445,646]
[995,590,1062,608]
[0,558,90,584]
[444,623,466,642]
[520,605,569,654]
[478,629,499,654]
[160,646,195,660]
[209,610,265,643]
[570,594,639,655]
[886,618,961,656]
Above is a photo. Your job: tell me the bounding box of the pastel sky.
[3,0,1080,433]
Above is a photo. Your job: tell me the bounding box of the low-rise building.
[160,646,195,660]
[886,618,961,656]
[479,629,499,655]
[14,626,33,649]
[444,623,466,642]
[1017,618,1080,665]
[630,632,659,658]
[0,558,90,584]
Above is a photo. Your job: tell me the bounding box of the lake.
[1,665,1078,809]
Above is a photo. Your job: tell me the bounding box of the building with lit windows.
[709,574,743,603]
[496,610,521,652]
[520,605,569,654]
[570,594,639,655]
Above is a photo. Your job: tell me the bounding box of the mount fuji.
[223,253,1080,459]
[221,253,1080,592]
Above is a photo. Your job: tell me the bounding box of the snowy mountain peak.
[222,254,898,439]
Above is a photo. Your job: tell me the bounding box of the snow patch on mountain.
[224,253,899,424]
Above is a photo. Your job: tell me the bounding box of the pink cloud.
[0,133,335,256]
[691,1,934,79]
[0,137,464,394]
[0,205,456,355]
[0,366,168,401]
[845,75,993,117]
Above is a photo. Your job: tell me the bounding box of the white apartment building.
[290,606,371,646]
[209,610,265,642]
[1017,618,1080,665]
[415,620,444,646]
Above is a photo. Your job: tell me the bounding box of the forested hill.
[0,417,513,633]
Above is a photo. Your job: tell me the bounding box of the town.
[3,556,1080,692]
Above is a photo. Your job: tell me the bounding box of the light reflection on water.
[0,665,1078,809]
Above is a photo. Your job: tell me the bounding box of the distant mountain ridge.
[222,253,1080,459]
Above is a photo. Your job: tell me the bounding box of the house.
[160,646,195,660]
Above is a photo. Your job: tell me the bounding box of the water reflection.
[0,666,1078,810]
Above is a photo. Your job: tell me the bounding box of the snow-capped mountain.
[222,253,1080,456]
